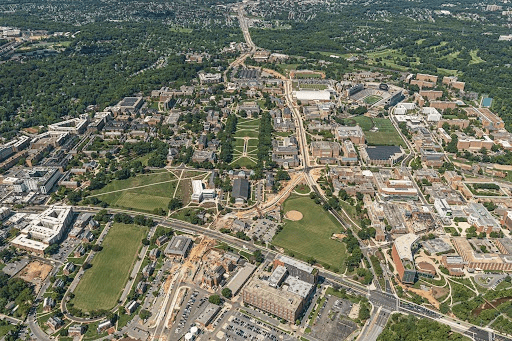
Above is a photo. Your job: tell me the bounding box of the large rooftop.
[165,235,192,256]
[294,90,330,101]
[394,233,419,261]
[275,254,314,274]
[244,277,303,310]
[365,145,402,161]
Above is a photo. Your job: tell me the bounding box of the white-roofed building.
[11,205,73,255]
[392,233,420,284]
[422,107,442,122]
[294,90,331,102]
[190,180,215,203]
[395,103,417,115]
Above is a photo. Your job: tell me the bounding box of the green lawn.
[294,184,311,194]
[175,178,192,205]
[91,171,176,195]
[72,223,148,312]
[365,49,412,71]
[367,118,405,147]
[231,157,257,167]
[364,95,383,105]
[237,117,260,126]
[343,116,373,130]
[277,63,300,74]
[273,194,347,272]
[115,192,171,211]
[234,138,246,149]
[246,139,259,154]
[293,72,322,79]
[469,49,485,65]
[96,188,173,213]
[344,117,405,146]
[234,130,260,138]
[339,200,361,228]
[92,172,179,212]
[134,154,152,166]
[233,117,260,149]
[0,324,16,338]
[444,50,460,62]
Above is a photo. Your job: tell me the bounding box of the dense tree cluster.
[0,273,34,319]
[0,20,236,137]
[378,313,467,341]
[218,114,238,164]
[343,231,363,272]
[251,112,275,179]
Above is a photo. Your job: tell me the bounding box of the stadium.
[346,82,403,108]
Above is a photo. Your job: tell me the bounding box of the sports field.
[293,72,322,79]
[72,223,148,311]
[364,95,383,105]
[366,118,405,146]
[272,194,347,272]
[344,116,404,147]
[293,82,328,90]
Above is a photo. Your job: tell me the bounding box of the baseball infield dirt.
[285,210,303,221]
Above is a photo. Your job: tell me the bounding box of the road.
[358,307,391,341]
[24,6,507,340]
[389,109,428,205]
[74,204,512,341]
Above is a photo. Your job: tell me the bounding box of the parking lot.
[311,296,358,341]
[221,313,294,341]
[173,289,209,336]
[2,257,29,276]
[51,237,81,263]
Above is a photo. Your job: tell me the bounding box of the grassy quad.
[94,180,178,213]
[88,171,214,213]
[72,223,148,312]
[232,117,260,166]
[90,171,176,195]
[273,194,347,272]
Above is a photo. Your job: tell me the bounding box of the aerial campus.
[3,1,512,341]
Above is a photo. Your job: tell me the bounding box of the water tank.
[185,333,194,341]
[190,326,199,335]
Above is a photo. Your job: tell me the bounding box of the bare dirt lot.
[285,210,303,221]
[16,261,52,292]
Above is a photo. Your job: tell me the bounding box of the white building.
[423,107,442,122]
[198,72,222,84]
[48,117,88,134]
[11,206,73,255]
[12,167,61,194]
[434,198,452,217]
[0,207,10,220]
[191,180,216,203]
[294,90,331,102]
